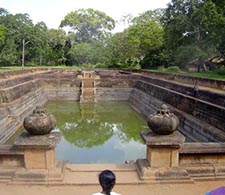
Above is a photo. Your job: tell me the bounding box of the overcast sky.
[1,0,171,31]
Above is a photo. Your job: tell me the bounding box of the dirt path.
[1,180,225,195]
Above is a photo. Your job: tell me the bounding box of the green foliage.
[165,66,181,73]
[108,10,166,69]
[0,38,18,65]
[0,9,55,66]
[156,66,166,71]
[68,41,108,66]
[47,29,66,65]
[59,8,115,66]
[163,0,225,69]
[0,24,7,46]
[132,8,165,25]
[187,70,225,80]
[215,66,225,76]
[31,22,49,65]
[0,3,224,70]
[153,66,225,80]
[174,45,208,67]
[60,8,115,43]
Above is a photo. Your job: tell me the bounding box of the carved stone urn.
[23,106,56,135]
[147,104,179,135]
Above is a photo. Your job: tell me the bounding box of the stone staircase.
[63,163,142,185]
[80,71,95,103]
[0,162,142,185]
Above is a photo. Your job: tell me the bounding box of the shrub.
[166,66,181,73]
[216,66,225,76]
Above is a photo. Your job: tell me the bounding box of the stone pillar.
[136,104,191,183]
[140,131,185,168]
[14,131,61,169]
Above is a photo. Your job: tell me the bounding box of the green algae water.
[46,101,149,164]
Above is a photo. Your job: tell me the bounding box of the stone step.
[0,118,20,144]
[80,97,94,103]
[82,89,94,96]
[82,80,94,88]
[66,163,136,172]
[63,163,141,185]
[7,161,65,185]
[0,163,141,185]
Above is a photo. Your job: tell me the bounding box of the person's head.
[98,170,116,195]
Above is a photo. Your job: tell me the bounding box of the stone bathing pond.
[9,101,148,164]
[48,101,148,164]
[0,68,225,183]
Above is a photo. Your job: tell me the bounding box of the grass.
[0,65,225,81]
[0,66,27,71]
[154,66,225,81]
[0,65,77,72]
[186,71,225,80]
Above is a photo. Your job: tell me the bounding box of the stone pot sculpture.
[23,106,56,135]
[147,104,179,135]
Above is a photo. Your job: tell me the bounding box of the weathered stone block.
[14,132,61,169]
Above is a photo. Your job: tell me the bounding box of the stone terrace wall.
[0,80,39,103]
[140,76,225,107]
[136,80,225,130]
[130,70,225,90]
[0,68,50,79]
[129,76,225,142]
[0,68,224,144]
[94,71,138,102]
[0,84,47,143]
[37,70,81,101]
[0,69,54,143]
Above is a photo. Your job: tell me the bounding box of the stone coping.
[180,142,225,154]
[0,145,24,155]
[14,131,61,149]
[140,131,185,146]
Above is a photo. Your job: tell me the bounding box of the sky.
[1,0,171,31]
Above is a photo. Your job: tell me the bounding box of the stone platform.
[0,163,141,185]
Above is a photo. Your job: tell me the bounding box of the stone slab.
[136,159,192,183]
[140,131,185,147]
[140,131,185,168]
[14,131,61,149]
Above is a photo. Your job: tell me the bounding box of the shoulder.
[91,192,121,195]
[111,192,122,195]
[91,193,103,195]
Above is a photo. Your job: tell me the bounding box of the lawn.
[0,65,225,81]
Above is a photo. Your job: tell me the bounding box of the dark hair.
[99,170,116,195]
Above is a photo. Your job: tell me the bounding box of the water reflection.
[61,120,113,148]
[46,101,149,163]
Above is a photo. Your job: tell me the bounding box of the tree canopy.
[60,8,115,43]
[163,0,225,68]
[0,4,224,69]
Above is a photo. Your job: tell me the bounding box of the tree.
[107,30,136,68]
[0,10,39,66]
[59,8,115,66]
[31,22,48,65]
[108,9,165,69]
[0,38,18,65]
[47,29,67,65]
[0,24,7,46]
[60,8,115,43]
[212,0,225,57]
[163,0,225,68]
[132,8,165,25]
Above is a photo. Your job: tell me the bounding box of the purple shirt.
[208,187,225,195]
